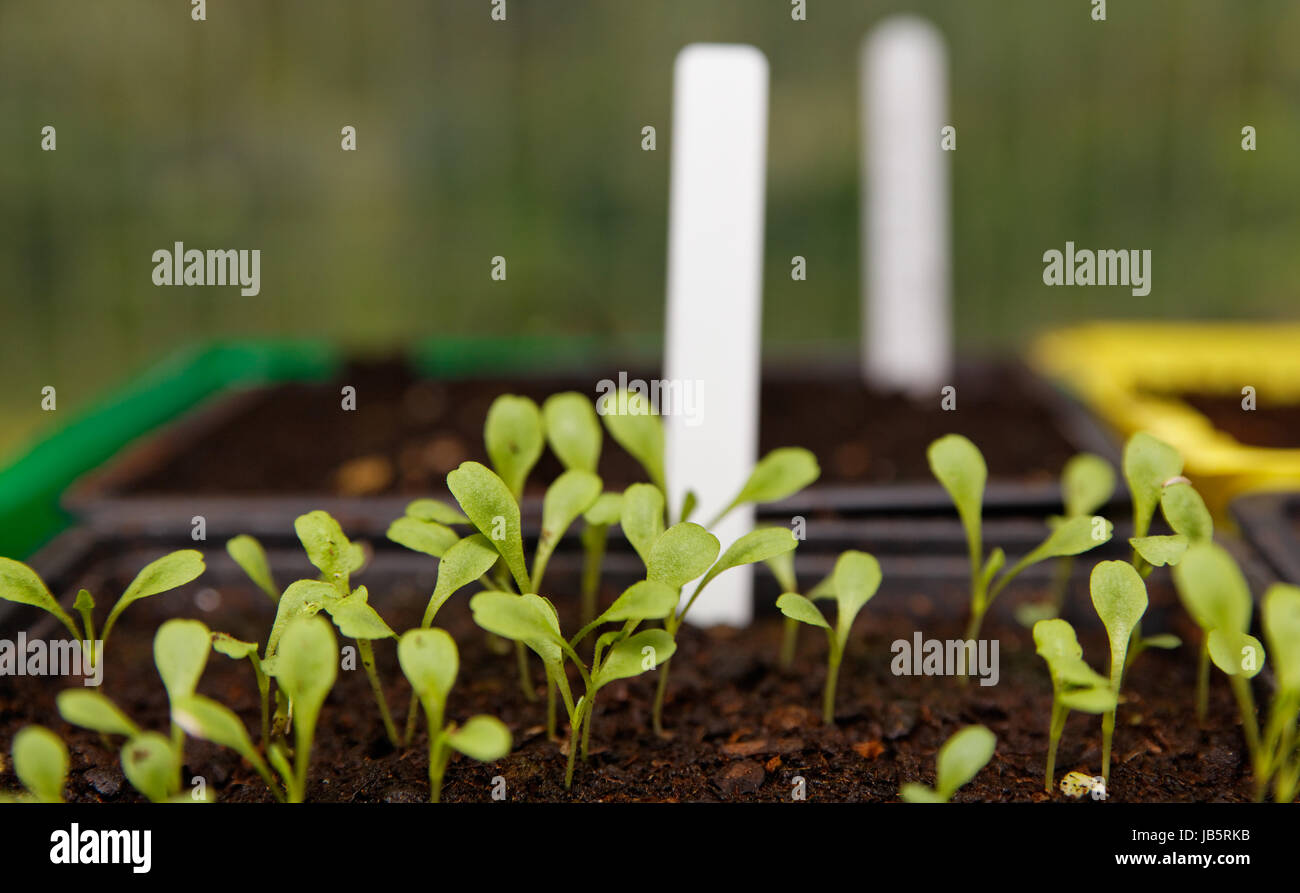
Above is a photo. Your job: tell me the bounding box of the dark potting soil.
[1177,392,1300,450]
[118,362,1081,497]
[0,566,1257,803]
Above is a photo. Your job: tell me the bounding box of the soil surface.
[0,560,1260,803]
[117,362,1082,497]
[1178,392,1300,450]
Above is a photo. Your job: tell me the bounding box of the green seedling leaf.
[600,580,680,623]
[447,461,529,592]
[446,715,512,762]
[698,527,799,592]
[1034,618,1084,667]
[1123,432,1182,537]
[1060,686,1117,713]
[583,492,623,526]
[1021,515,1112,566]
[323,586,396,640]
[776,593,830,629]
[1207,628,1265,679]
[680,490,698,523]
[1062,453,1116,517]
[404,498,470,526]
[211,633,259,659]
[1129,535,1188,567]
[622,483,666,566]
[830,550,882,646]
[387,516,460,559]
[935,725,996,799]
[398,628,459,718]
[1263,584,1300,693]
[1142,634,1182,650]
[101,550,206,646]
[422,533,500,625]
[534,470,603,587]
[12,726,68,803]
[899,784,947,803]
[0,558,81,640]
[469,591,565,661]
[1090,560,1148,691]
[484,394,545,498]
[264,579,336,660]
[294,511,355,590]
[592,629,676,689]
[1161,482,1212,543]
[1172,542,1251,634]
[154,618,211,705]
[543,391,602,473]
[928,434,987,563]
[276,616,338,725]
[648,523,720,590]
[600,388,666,491]
[172,695,260,767]
[227,535,278,601]
[121,732,178,803]
[716,447,820,521]
[57,690,141,738]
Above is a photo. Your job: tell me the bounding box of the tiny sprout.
[708,446,820,527]
[1261,584,1300,801]
[154,618,211,766]
[270,615,338,803]
[226,534,278,603]
[900,725,996,803]
[172,694,282,800]
[1033,619,1116,793]
[0,550,204,672]
[397,628,511,802]
[776,550,881,724]
[211,632,270,744]
[1171,542,1254,726]
[929,435,1111,645]
[56,690,189,803]
[9,725,68,803]
[470,585,676,788]
[447,461,529,592]
[1088,561,1148,782]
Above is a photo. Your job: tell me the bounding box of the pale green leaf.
[776,592,830,630]
[154,618,211,704]
[1172,542,1252,634]
[397,628,458,718]
[12,726,67,803]
[102,550,206,643]
[592,629,676,689]
[1061,453,1116,517]
[447,461,529,592]
[543,391,602,473]
[599,388,666,491]
[423,533,500,625]
[275,616,338,723]
[698,527,798,592]
[172,694,259,765]
[121,732,178,803]
[648,522,720,590]
[294,511,354,589]
[0,557,80,640]
[1207,628,1265,679]
[601,580,680,622]
[831,550,882,645]
[484,394,544,498]
[446,715,512,762]
[323,586,396,640]
[928,434,986,564]
[935,725,996,799]
[404,498,470,526]
[1161,482,1213,543]
[386,516,459,559]
[1089,560,1147,690]
[583,492,623,526]
[57,690,141,738]
[1263,584,1300,693]
[720,447,820,518]
[211,632,259,660]
[226,535,278,600]
[1123,432,1182,537]
[621,483,666,567]
[899,783,946,803]
[1129,534,1188,567]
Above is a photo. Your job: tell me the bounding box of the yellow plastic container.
[1030,322,1300,518]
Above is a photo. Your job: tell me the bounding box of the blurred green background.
[2,0,1297,455]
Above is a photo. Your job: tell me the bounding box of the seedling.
[762,537,801,669]
[1015,452,1116,626]
[0,550,204,672]
[1088,560,1148,782]
[57,689,188,803]
[776,550,882,723]
[211,632,270,744]
[266,615,338,802]
[470,580,678,787]
[1033,618,1117,792]
[397,628,512,801]
[1171,543,1264,772]
[899,725,996,803]
[2,725,68,803]
[1260,584,1300,802]
[928,435,1112,645]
